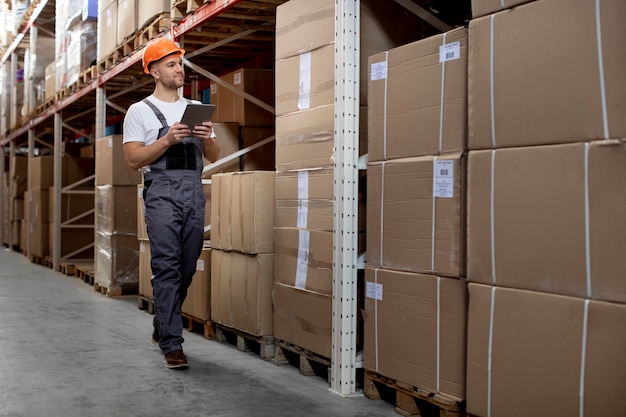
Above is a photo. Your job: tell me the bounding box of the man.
[123,37,219,369]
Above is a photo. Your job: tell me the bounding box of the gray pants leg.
[144,172,205,354]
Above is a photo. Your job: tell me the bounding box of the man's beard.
[164,77,184,90]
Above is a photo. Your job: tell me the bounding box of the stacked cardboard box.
[95,134,141,294]
[466,0,626,415]
[8,155,27,250]
[209,171,275,336]
[364,28,469,401]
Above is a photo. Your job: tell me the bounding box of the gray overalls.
[142,98,205,354]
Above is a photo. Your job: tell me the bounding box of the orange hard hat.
[142,38,185,74]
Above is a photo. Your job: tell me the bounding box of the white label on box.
[295,230,310,289]
[105,9,112,27]
[297,171,309,229]
[140,241,146,253]
[233,71,242,85]
[370,61,388,81]
[439,41,461,63]
[108,137,113,148]
[196,259,205,272]
[433,160,454,198]
[210,84,217,94]
[298,52,312,111]
[366,282,383,301]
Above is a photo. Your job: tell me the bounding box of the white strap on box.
[384,51,389,160]
[438,32,447,155]
[584,143,592,298]
[436,276,441,392]
[579,299,590,417]
[379,162,386,264]
[595,0,609,140]
[431,156,438,272]
[375,268,380,372]
[489,15,497,149]
[490,150,497,285]
[487,285,496,417]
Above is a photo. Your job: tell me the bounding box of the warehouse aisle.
[0,249,395,417]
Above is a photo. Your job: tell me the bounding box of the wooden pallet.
[214,323,275,360]
[273,339,331,380]
[94,281,138,297]
[137,294,155,314]
[172,0,188,22]
[364,370,466,417]
[28,255,46,266]
[181,312,215,339]
[74,263,95,285]
[136,14,171,49]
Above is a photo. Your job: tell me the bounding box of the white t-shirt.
[123,95,201,146]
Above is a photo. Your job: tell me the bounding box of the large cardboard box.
[10,155,27,196]
[275,104,334,172]
[28,190,48,224]
[273,281,331,359]
[364,268,467,400]
[368,28,467,161]
[210,171,275,254]
[116,0,136,44]
[29,221,49,258]
[367,154,465,278]
[275,0,334,61]
[467,141,626,303]
[471,0,536,18]
[136,0,168,29]
[98,0,117,60]
[211,250,274,336]
[136,184,148,240]
[275,169,333,231]
[182,246,211,321]
[467,283,626,417]
[275,44,334,117]
[274,227,333,295]
[95,135,142,186]
[468,0,626,149]
[95,185,138,235]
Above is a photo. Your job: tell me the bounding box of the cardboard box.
[183,246,212,321]
[274,227,333,295]
[275,44,334,117]
[210,171,275,254]
[275,104,334,172]
[95,231,139,290]
[467,283,626,417]
[467,141,626,303]
[136,185,148,240]
[10,155,27,197]
[202,182,210,240]
[274,169,333,231]
[273,282,331,358]
[211,250,274,336]
[275,0,334,61]
[96,135,142,186]
[228,69,275,126]
[29,221,49,258]
[44,61,56,101]
[364,268,467,400]
[28,190,48,224]
[136,0,168,29]
[368,28,467,161]
[98,0,117,60]
[116,0,136,44]
[11,197,24,221]
[241,127,276,172]
[468,0,626,149]
[471,0,536,18]
[367,154,465,278]
[96,185,138,235]
[138,239,152,298]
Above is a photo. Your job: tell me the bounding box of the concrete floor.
[0,248,396,417]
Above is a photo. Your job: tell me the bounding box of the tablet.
[180,103,216,128]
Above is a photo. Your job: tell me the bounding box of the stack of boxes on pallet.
[95,135,141,294]
[54,0,97,94]
[364,28,469,402]
[4,155,27,251]
[98,0,170,67]
[465,0,626,415]
[210,171,275,341]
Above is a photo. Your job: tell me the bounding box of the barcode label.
[366,282,383,301]
[433,160,454,198]
[439,41,461,63]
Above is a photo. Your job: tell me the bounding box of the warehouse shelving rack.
[1,0,465,398]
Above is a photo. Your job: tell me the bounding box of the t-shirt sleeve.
[122,103,147,144]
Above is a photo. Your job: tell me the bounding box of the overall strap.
[142,98,168,128]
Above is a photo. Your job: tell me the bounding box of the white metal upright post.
[330,0,360,396]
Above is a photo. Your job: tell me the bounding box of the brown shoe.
[164,350,189,369]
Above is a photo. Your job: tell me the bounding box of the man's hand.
[165,122,193,144]
[191,121,214,141]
